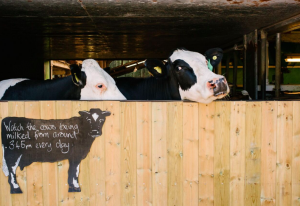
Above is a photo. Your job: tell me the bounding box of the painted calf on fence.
[115,48,229,104]
[0,59,126,100]
[1,108,111,193]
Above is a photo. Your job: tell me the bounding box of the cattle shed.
[1,1,300,206]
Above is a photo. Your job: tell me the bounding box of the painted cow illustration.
[1,108,110,193]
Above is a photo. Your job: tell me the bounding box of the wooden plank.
[25,102,43,206]
[8,101,27,206]
[230,101,246,206]
[261,102,277,206]
[87,101,105,206]
[56,101,75,206]
[152,102,167,206]
[182,102,198,206]
[120,102,137,206]
[276,102,293,206]
[104,101,121,206]
[167,102,183,206]
[245,102,262,206]
[136,102,152,206]
[0,102,12,206]
[198,102,215,206]
[72,101,90,206]
[293,102,300,206]
[214,102,230,206]
[40,101,58,206]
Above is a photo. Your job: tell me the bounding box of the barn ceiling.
[1,0,300,60]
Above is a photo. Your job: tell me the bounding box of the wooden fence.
[0,101,299,206]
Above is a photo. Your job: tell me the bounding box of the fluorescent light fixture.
[285,58,300,62]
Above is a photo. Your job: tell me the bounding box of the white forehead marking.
[92,113,99,121]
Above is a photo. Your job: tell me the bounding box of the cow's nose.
[206,78,228,96]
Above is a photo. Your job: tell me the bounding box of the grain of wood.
[276,102,293,206]
[293,101,300,206]
[103,101,121,206]
[25,102,43,206]
[229,101,246,206]
[198,102,215,206]
[245,102,262,206]
[136,102,152,206]
[167,102,183,206]
[0,102,12,206]
[56,101,75,206]
[87,101,105,206]
[152,102,167,206]
[8,101,27,206]
[261,102,277,206]
[40,101,58,206]
[72,101,90,206]
[214,102,230,206]
[182,102,198,206]
[120,102,137,206]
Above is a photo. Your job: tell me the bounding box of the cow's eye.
[98,85,103,88]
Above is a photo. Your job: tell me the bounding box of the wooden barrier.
[0,101,300,206]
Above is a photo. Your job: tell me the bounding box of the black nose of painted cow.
[207,78,228,96]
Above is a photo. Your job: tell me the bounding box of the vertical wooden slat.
[167,102,183,206]
[41,101,58,206]
[276,102,293,206]
[25,102,43,206]
[120,102,137,206]
[293,102,300,206]
[214,102,230,206]
[183,102,198,206]
[152,102,167,206]
[245,102,262,206]
[136,102,152,206]
[8,101,27,206]
[104,101,121,206]
[198,102,215,206]
[56,101,75,206]
[261,101,277,206]
[230,101,246,206]
[72,101,90,206]
[0,102,12,206]
[88,101,106,206]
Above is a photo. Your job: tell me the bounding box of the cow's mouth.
[213,80,228,97]
[214,91,226,96]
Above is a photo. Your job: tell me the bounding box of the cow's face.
[79,109,111,138]
[169,49,230,104]
[78,59,126,100]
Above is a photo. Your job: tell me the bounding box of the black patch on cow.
[170,59,197,91]
[1,108,111,193]
[145,59,168,79]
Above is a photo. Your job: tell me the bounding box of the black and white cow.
[0,59,126,100]
[115,48,229,104]
[2,108,110,193]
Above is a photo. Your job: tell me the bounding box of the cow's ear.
[145,59,168,79]
[101,111,111,117]
[204,48,223,68]
[70,64,85,87]
[79,111,90,117]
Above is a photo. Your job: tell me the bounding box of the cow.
[0,59,126,100]
[1,108,111,193]
[115,48,229,104]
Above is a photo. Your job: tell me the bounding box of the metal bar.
[233,50,238,96]
[226,56,230,81]
[254,29,258,100]
[266,41,269,85]
[217,62,222,75]
[275,33,281,98]
[243,34,247,90]
[260,30,267,100]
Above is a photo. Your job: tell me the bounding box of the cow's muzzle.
[207,78,228,96]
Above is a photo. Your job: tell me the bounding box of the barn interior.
[1,0,300,100]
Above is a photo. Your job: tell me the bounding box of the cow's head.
[146,48,229,104]
[79,108,111,138]
[70,59,126,100]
